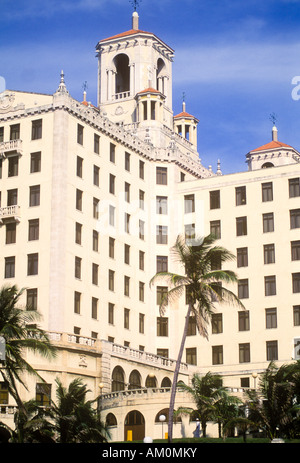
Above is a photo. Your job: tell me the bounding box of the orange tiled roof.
[250,140,292,152]
[174,111,198,120]
[99,29,153,43]
[137,87,161,94]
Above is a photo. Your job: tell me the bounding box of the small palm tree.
[0,285,57,413]
[150,234,244,442]
[53,377,110,443]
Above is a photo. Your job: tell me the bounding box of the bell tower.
[95,9,174,130]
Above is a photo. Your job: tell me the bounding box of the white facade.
[0,11,300,441]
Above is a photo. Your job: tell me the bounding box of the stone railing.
[0,139,23,157]
[0,205,20,222]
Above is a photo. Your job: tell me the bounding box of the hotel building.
[0,10,299,441]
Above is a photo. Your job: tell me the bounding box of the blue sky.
[1,0,300,174]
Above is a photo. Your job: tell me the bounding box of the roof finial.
[57,70,68,94]
[130,0,141,29]
[269,112,278,141]
[182,91,186,112]
[130,0,141,12]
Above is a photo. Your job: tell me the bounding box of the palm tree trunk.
[168,304,192,443]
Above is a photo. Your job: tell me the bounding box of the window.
[125,152,130,171]
[265,276,276,296]
[238,279,249,299]
[125,213,130,234]
[6,223,16,244]
[77,124,84,145]
[139,282,145,302]
[75,222,82,245]
[157,317,168,336]
[290,209,300,229]
[238,311,250,331]
[92,263,99,285]
[264,244,275,264]
[294,339,300,360]
[157,256,168,273]
[157,286,168,306]
[74,291,81,314]
[212,346,223,365]
[8,156,18,177]
[139,313,145,333]
[125,182,130,202]
[31,119,42,140]
[27,288,38,310]
[92,297,98,319]
[184,194,195,213]
[262,182,273,202]
[263,212,274,233]
[236,186,246,205]
[211,313,223,334]
[139,251,145,270]
[94,134,100,154]
[36,383,51,407]
[156,196,168,214]
[30,152,41,173]
[7,189,17,206]
[29,185,40,207]
[109,237,115,258]
[210,190,220,209]
[266,308,277,329]
[124,276,130,296]
[156,225,168,244]
[139,190,145,209]
[294,305,300,326]
[109,205,115,226]
[124,244,130,264]
[93,165,100,186]
[93,230,99,252]
[139,160,144,179]
[108,303,114,325]
[185,224,195,242]
[266,341,278,361]
[28,219,39,241]
[10,124,20,140]
[210,220,221,239]
[109,174,115,194]
[156,166,167,185]
[93,198,99,219]
[76,189,83,211]
[5,256,15,278]
[289,178,300,198]
[124,308,130,329]
[0,126,3,142]
[187,316,197,336]
[186,347,197,365]
[237,247,248,267]
[109,270,115,291]
[27,253,38,275]
[110,143,115,163]
[236,217,247,236]
[75,256,81,279]
[292,273,300,293]
[239,343,250,363]
[291,241,300,261]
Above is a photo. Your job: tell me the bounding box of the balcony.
[0,205,21,224]
[0,139,23,158]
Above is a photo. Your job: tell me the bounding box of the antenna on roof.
[129,0,142,12]
[269,112,278,126]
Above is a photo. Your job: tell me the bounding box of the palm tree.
[245,361,300,440]
[150,234,244,442]
[0,285,57,413]
[52,377,110,443]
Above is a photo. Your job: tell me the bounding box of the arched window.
[124,410,145,441]
[156,58,166,93]
[161,377,172,388]
[262,162,274,168]
[112,366,125,392]
[114,54,130,95]
[128,370,142,390]
[106,413,117,427]
[145,375,157,388]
